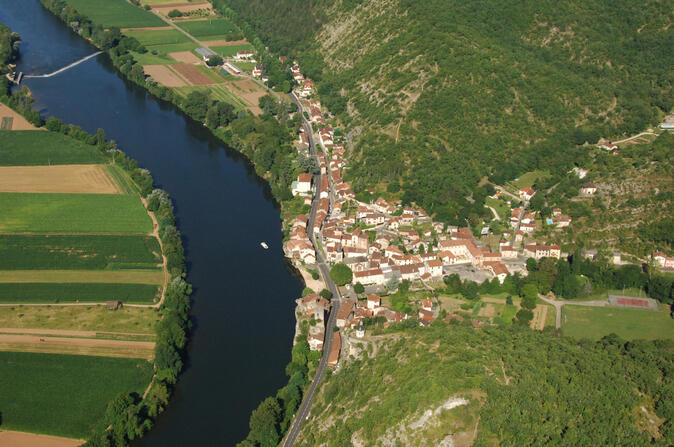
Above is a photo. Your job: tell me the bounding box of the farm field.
[123,28,190,46]
[0,131,105,165]
[0,351,152,438]
[0,306,159,333]
[63,0,165,28]
[175,17,237,37]
[151,1,213,15]
[144,64,188,87]
[0,164,121,194]
[0,103,39,130]
[0,333,155,359]
[211,43,254,57]
[562,305,674,340]
[0,283,160,304]
[170,63,214,85]
[174,84,248,109]
[0,270,164,285]
[0,193,152,233]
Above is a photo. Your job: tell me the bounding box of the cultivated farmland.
[0,351,153,438]
[0,131,105,165]
[63,0,165,28]
[0,193,153,233]
[0,306,159,333]
[0,270,165,285]
[0,164,122,194]
[0,283,160,304]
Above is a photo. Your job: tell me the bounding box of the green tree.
[330,263,353,285]
[354,282,365,294]
[206,55,224,67]
[320,288,333,300]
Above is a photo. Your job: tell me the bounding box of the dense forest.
[296,324,674,446]
[222,0,673,225]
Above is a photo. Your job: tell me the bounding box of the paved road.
[281,93,342,447]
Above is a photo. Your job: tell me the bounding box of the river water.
[0,1,302,445]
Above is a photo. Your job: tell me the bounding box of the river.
[0,1,303,445]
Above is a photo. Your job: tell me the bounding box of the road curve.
[281,93,342,447]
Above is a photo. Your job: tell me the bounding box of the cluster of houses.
[652,252,674,269]
[290,65,315,97]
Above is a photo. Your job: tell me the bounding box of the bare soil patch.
[0,164,121,194]
[144,64,187,87]
[200,38,248,47]
[152,2,212,15]
[0,333,154,359]
[0,431,83,447]
[171,63,214,85]
[0,103,39,130]
[169,51,201,64]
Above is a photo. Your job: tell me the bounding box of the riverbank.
[1,27,191,444]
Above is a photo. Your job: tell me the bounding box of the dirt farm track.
[0,164,122,194]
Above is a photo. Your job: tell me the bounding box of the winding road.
[281,93,342,447]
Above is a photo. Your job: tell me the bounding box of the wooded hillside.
[222,0,673,224]
[296,324,674,446]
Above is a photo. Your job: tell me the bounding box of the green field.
[0,235,161,270]
[562,305,674,340]
[211,43,255,57]
[0,131,105,165]
[0,193,152,233]
[145,41,200,56]
[0,283,159,304]
[124,29,190,46]
[0,351,152,438]
[175,18,238,37]
[485,196,509,222]
[63,0,165,28]
[0,305,159,333]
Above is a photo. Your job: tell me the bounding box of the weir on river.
[0,0,303,445]
[22,51,103,78]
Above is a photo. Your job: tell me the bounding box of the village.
[263,61,674,367]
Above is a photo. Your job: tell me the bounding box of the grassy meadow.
[176,18,237,37]
[0,193,152,233]
[211,43,255,57]
[0,305,159,333]
[0,131,105,165]
[0,234,161,270]
[0,283,160,304]
[562,305,674,340]
[63,0,164,28]
[123,29,190,46]
[0,351,152,438]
